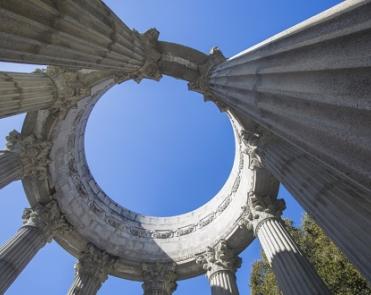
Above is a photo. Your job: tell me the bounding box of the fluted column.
[142,263,177,295]
[68,244,115,295]
[241,193,330,295]
[0,71,57,118]
[0,200,71,294]
[0,150,22,189]
[0,1,162,81]
[203,0,371,193]
[196,240,240,295]
[249,130,371,282]
[0,130,51,189]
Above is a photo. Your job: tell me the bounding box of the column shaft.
[208,0,371,191]
[257,218,330,295]
[67,275,101,295]
[0,72,57,118]
[0,0,146,72]
[0,151,23,189]
[0,226,47,294]
[210,271,239,295]
[258,137,371,281]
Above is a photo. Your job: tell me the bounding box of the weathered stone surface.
[0,0,148,75]
[197,240,240,295]
[0,200,70,294]
[256,218,330,295]
[68,243,115,295]
[255,133,371,282]
[142,262,177,295]
[207,0,371,194]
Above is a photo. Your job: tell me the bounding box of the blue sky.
[0,0,341,294]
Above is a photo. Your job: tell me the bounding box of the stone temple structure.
[0,0,370,294]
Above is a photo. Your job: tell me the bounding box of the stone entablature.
[19,77,278,279]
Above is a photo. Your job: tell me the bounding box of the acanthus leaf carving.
[142,262,177,294]
[6,130,52,180]
[188,47,227,112]
[22,199,73,241]
[196,239,241,279]
[76,243,116,283]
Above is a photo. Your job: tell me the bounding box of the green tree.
[250,214,371,295]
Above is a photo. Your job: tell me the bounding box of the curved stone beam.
[205,0,371,192]
[0,0,161,80]
[157,41,208,82]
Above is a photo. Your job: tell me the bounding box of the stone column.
[202,0,371,194]
[0,150,23,189]
[0,1,161,80]
[247,130,371,282]
[196,240,241,295]
[241,193,330,295]
[0,71,57,119]
[0,130,51,189]
[0,200,71,294]
[68,244,115,295]
[142,263,177,295]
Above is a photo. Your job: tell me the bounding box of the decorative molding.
[241,130,264,170]
[6,130,51,180]
[66,132,246,240]
[196,239,241,279]
[142,262,177,294]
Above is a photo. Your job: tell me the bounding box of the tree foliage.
[250,214,371,295]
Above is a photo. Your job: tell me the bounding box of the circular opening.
[85,77,235,216]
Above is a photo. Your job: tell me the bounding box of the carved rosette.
[196,240,241,279]
[75,243,116,284]
[142,262,177,294]
[22,200,72,242]
[6,130,51,180]
[188,47,227,111]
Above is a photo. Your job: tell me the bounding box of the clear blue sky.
[0,0,341,294]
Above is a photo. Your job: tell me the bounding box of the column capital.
[188,47,227,112]
[43,66,91,113]
[241,129,274,170]
[142,262,177,294]
[240,192,286,235]
[6,130,51,180]
[196,240,241,279]
[121,28,163,84]
[75,243,116,284]
[22,200,72,241]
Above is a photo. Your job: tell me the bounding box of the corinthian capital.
[6,130,51,180]
[142,262,177,294]
[188,47,226,111]
[196,240,241,278]
[43,66,91,113]
[22,200,72,241]
[124,28,162,83]
[76,243,116,283]
[241,192,286,234]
